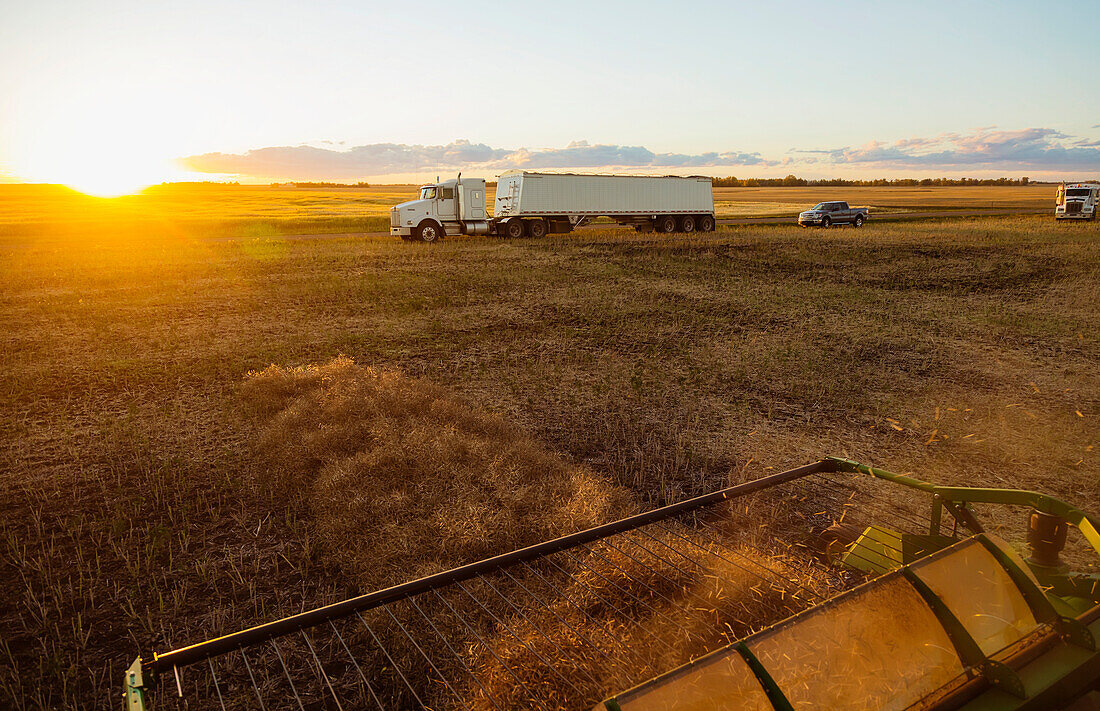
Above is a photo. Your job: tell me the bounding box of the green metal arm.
[825,457,1100,558]
[734,642,796,711]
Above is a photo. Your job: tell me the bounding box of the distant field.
[0,182,1057,236]
[1,214,1096,708]
[0,183,416,237]
[0,183,415,223]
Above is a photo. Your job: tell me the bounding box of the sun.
[55,166,161,198]
[9,116,182,197]
[67,174,159,198]
[14,152,166,197]
[17,150,168,198]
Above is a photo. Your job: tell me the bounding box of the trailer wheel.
[655,215,677,233]
[527,219,547,238]
[415,221,443,243]
[852,215,864,228]
[504,219,526,239]
[697,215,715,232]
[679,215,696,233]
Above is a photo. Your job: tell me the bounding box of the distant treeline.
[157,181,241,187]
[712,175,1038,187]
[269,181,372,188]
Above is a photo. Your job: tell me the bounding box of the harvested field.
[1,213,1097,708]
[0,182,1058,237]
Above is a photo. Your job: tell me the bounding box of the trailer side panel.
[498,172,713,217]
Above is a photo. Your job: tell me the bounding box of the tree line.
[712,175,1036,187]
[268,181,372,188]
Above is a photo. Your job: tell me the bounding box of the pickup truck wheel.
[527,219,547,238]
[416,221,443,242]
[821,216,831,228]
[853,215,864,228]
[679,215,696,233]
[655,215,677,233]
[504,219,526,239]
[697,215,715,232]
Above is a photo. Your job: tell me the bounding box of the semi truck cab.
[1055,182,1099,220]
[390,176,489,241]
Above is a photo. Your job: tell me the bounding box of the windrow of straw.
[239,355,634,595]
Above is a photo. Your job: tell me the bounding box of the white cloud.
[793,128,1100,170]
[179,127,1100,180]
[179,139,768,179]
[180,140,511,179]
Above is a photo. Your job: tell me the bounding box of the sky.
[1,0,1099,194]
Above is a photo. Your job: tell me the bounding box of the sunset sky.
[2,0,1098,194]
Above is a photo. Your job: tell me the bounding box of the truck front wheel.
[655,216,677,233]
[416,221,443,242]
[527,219,547,238]
[853,215,864,228]
[821,216,831,228]
[698,215,715,232]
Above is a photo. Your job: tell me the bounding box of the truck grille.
[1067,202,1082,214]
[390,209,400,226]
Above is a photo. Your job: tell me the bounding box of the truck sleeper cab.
[390,171,716,242]
[390,177,489,242]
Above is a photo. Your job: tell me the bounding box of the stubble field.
[0,194,1096,708]
[0,182,1056,237]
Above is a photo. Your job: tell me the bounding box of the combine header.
[124,457,1100,710]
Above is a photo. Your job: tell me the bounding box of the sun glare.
[60,170,158,198]
[9,108,190,197]
[22,152,169,198]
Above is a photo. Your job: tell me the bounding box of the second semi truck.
[390,171,715,241]
[1055,182,1099,220]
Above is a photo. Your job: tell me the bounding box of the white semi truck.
[1055,182,1099,220]
[390,171,715,242]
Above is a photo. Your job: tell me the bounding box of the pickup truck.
[798,202,868,228]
